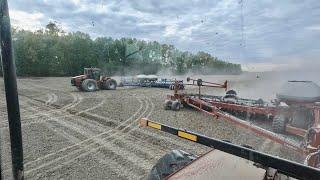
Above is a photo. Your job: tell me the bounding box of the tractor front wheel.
[82,79,97,92]
[104,79,117,90]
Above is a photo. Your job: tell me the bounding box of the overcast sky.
[7,0,320,70]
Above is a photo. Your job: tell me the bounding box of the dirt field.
[0,73,309,179]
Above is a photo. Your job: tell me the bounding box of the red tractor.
[71,68,117,92]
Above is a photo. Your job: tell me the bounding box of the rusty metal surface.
[186,97,305,153]
[286,124,307,138]
[167,150,266,180]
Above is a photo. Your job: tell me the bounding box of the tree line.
[6,23,242,77]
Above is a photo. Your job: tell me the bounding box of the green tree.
[11,24,242,77]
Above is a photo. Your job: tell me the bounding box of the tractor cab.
[84,68,102,80]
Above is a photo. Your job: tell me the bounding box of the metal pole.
[0,0,24,179]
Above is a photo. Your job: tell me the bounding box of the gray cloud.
[8,0,320,65]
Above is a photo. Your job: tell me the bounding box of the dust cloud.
[112,60,320,102]
[165,61,320,102]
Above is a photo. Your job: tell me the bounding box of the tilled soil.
[0,76,303,179]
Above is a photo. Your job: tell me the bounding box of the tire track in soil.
[11,82,105,127]
[0,97,49,126]
[0,92,101,129]
[5,82,204,179]
[35,97,155,179]
[24,93,56,115]
[22,93,81,120]
[43,120,85,144]
[22,95,144,168]
[44,93,56,106]
[18,81,82,119]
[16,83,63,113]
[22,91,109,122]
[89,96,201,179]
[0,94,44,113]
[35,96,200,180]
[24,92,113,131]
[20,91,111,134]
[25,97,146,179]
[0,100,74,129]
[127,97,202,155]
[24,94,200,179]
[16,95,74,120]
[2,91,110,173]
[20,91,109,129]
[30,97,102,136]
[3,94,113,176]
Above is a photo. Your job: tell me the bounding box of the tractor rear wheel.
[81,79,97,92]
[171,101,181,111]
[104,79,117,90]
[164,100,172,110]
[146,150,196,180]
[272,115,287,133]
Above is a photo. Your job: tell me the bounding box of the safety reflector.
[148,122,161,130]
[178,131,197,141]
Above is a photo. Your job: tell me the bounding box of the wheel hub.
[109,83,115,89]
[88,83,95,90]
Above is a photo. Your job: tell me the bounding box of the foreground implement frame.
[139,118,320,180]
[184,96,305,153]
[0,0,24,179]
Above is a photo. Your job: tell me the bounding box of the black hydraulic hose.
[0,0,24,179]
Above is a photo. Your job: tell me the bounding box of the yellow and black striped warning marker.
[138,118,320,180]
